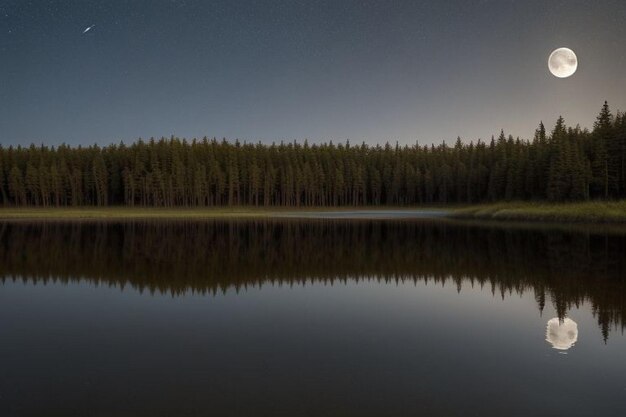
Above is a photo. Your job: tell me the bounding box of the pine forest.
[1,102,625,207]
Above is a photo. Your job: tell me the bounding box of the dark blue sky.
[1,0,625,146]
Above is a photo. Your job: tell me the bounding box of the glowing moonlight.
[546,317,578,350]
[548,47,578,78]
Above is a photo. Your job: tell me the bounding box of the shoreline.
[0,206,449,221]
[0,201,624,223]
[450,201,626,223]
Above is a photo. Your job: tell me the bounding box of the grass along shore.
[450,201,626,223]
[0,201,623,222]
[0,206,446,220]
[0,207,276,220]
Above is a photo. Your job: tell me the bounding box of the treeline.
[1,102,625,207]
[2,220,625,338]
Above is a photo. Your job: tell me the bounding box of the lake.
[1,218,626,416]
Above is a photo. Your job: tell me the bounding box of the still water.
[1,219,626,416]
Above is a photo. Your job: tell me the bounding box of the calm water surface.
[1,219,626,416]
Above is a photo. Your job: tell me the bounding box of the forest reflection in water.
[1,218,625,340]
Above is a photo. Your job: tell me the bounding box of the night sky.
[2,0,625,146]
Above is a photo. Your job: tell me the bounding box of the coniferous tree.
[591,101,612,198]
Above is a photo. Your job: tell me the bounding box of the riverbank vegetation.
[0,207,272,219]
[0,201,625,222]
[1,102,625,207]
[451,200,626,222]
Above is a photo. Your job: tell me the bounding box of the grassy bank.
[0,201,624,222]
[450,201,626,223]
[0,206,442,220]
[0,207,275,220]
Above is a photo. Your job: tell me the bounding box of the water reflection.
[1,219,625,340]
[546,318,579,350]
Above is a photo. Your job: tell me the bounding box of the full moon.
[548,47,578,78]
